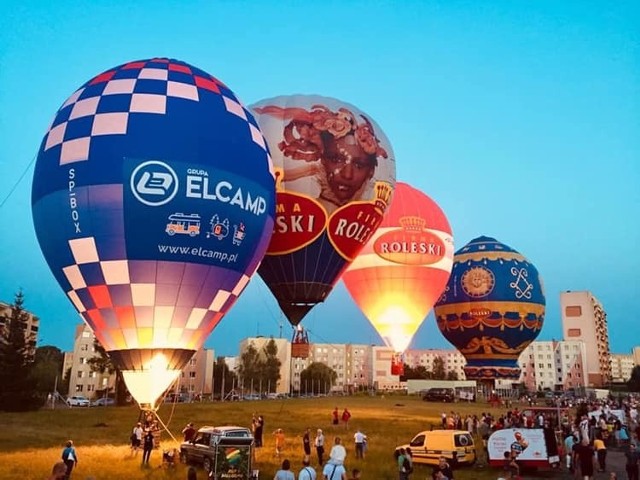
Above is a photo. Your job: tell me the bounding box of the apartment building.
[403,348,466,379]
[0,300,39,355]
[610,353,635,383]
[518,340,587,391]
[560,291,612,386]
[66,323,214,399]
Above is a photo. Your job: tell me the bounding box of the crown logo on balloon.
[373,182,393,212]
[399,216,427,232]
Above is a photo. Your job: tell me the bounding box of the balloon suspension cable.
[152,409,179,444]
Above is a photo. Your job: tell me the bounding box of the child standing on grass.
[274,428,285,458]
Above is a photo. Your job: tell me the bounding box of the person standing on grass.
[332,407,339,426]
[341,409,351,430]
[142,429,154,465]
[303,427,312,462]
[61,440,78,480]
[131,422,143,455]
[315,429,326,466]
[329,437,346,466]
[353,429,366,459]
[274,428,286,458]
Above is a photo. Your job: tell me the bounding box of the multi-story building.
[0,300,39,355]
[67,324,114,397]
[610,353,635,383]
[238,337,291,394]
[560,291,612,387]
[518,340,587,391]
[403,349,466,380]
[67,323,214,399]
[369,346,402,390]
[633,347,640,367]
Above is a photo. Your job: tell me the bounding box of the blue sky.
[1,1,638,356]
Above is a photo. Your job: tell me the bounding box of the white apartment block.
[518,340,587,391]
[403,349,466,380]
[633,347,640,367]
[0,300,39,355]
[610,353,635,383]
[68,324,114,397]
[560,291,612,387]
[66,323,214,399]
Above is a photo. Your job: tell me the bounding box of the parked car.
[180,426,253,476]
[91,397,115,407]
[67,395,90,407]
[422,387,455,402]
[395,429,476,466]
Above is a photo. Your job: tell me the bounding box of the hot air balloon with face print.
[433,236,545,389]
[342,182,454,374]
[250,95,396,356]
[31,58,275,409]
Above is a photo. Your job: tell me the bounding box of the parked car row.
[66,395,115,407]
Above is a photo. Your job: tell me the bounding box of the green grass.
[0,395,503,480]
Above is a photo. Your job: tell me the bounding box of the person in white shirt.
[315,429,325,465]
[328,437,346,466]
[131,422,144,455]
[322,462,346,480]
[298,458,317,480]
[353,429,367,459]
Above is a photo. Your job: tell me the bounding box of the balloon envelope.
[434,236,545,381]
[250,95,396,326]
[342,182,454,353]
[32,58,275,407]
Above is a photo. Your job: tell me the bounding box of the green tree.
[87,338,128,405]
[31,345,64,396]
[212,357,238,398]
[628,365,640,392]
[0,290,39,411]
[238,343,262,391]
[432,356,446,380]
[446,370,459,381]
[262,338,281,392]
[300,362,337,394]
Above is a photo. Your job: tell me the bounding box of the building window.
[77,371,84,378]
[80,344,88,351]
[565,306,582,317]
[75,385,83,392]
[538,363,544,368]
[547,364,552,369]
[189,372,196,378]
[567,328,581,337]
[82,331,91,338]
[87,384,94,392]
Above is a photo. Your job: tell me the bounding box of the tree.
[87,338,128,405]
[0,290,39,411]
[446,370,459,381]
[237,338,282,393]
[31,345,64,396]
[212,357,238,398]
[262,338,282,392]
[628,365,640,392]
[432,356,446,380]
[300,362,337,394]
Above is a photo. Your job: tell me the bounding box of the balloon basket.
[390,353,404,376]
[291,326,310,358]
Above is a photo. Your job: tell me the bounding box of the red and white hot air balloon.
[342,182,453,373]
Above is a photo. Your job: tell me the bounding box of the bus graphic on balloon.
[31,58,276,409]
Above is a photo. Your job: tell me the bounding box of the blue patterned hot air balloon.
[434,236,545,381]
[31,58,275,408]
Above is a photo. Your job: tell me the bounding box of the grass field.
[0,395,506,480]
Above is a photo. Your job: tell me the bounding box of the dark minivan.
[422,387,455,402]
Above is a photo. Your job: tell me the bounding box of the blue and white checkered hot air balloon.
[31,58,275,409]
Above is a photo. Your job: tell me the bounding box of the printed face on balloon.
[251,96,396,261]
